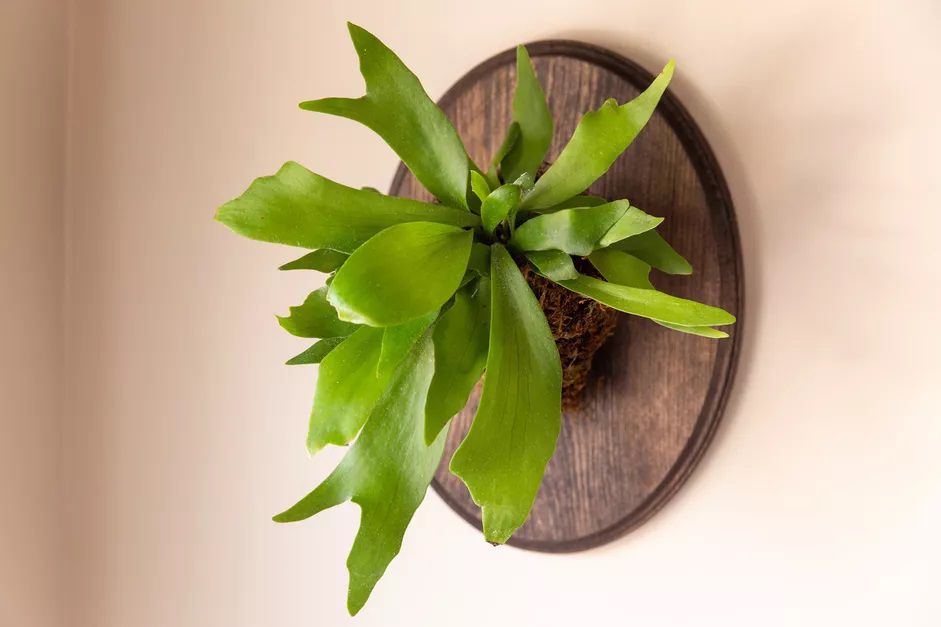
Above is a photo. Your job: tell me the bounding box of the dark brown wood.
[389,41,743,553]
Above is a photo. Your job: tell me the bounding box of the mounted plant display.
[217,23,735,615]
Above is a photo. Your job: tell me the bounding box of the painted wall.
[0,2,66,626]
[7,0,936,625]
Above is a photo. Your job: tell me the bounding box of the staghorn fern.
[216,22,735,615]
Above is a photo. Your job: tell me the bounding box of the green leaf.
[500,46,553,183]
[599,205,664,247]
[467,242,491,277]
[305,315,429,455]
[279,249,348,272]
[525,250,578,281]
[535,194,608,214]
[275,331,446,616]
[217,161,478,253]
[458,270,477,290]
[511,200,656,256]
[425,278,490,444]
[556,274,735,327]
[285,337,345,365]
[328,222,474,326]
[470,170,491,204]
[300,23,471,209]
[306,326,385,453]
[488,122,520,187]
[588,248,654,289]
[378,313,437,378]
[450,245,562,544]
[612,229,692,275]
[589,249,725,337]
[658,322,729,338]
[481,184,521,234]
[277,287,359,338]
[506,173,534,231]
[521,60,675,210]
[511,171,535,192]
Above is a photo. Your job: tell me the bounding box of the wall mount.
[390,40,743,553]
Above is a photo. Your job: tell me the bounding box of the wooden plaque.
[389,41,743,552]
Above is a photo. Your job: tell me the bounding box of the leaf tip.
[481,519,514,545]
[306,439,324,457]
[345,21,364,38]
[346,21,380,55]
[213,204,229,224]
[347,595,366,617]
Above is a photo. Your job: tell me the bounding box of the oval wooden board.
[389,41,743,553]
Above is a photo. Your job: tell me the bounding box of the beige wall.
[0,0,67,627]
[0,1,66,626]
[4,0,940,625]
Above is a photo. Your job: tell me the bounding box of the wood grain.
[389,41,743,552]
